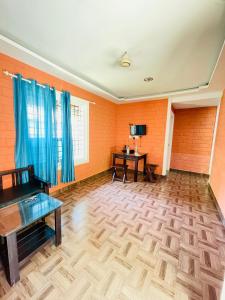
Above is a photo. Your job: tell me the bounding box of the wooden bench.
[0,165,51,208]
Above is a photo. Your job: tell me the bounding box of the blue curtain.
[13,74,31,170]
[61,91,75,182]
[13,74,58,185]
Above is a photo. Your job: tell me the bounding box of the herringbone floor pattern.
[0,171,225,300]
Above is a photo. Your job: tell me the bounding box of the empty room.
[0,1,225,299]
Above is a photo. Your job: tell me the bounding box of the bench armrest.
[33,176,51,194]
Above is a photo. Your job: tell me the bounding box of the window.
[26,91,89,167]
[27,105,45,138]
[56,92,89,167]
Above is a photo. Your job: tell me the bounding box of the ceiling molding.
[119,85,209,104]
[0,34,121,104]
[208,39,225,86]
[0,34,224,104]
[170,90,223,104]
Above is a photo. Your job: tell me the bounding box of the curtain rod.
[3,70,96,105]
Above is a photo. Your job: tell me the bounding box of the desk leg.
[55,208,62,246]
[143,155,147,175]
[5,233,20,286]
[123,158,128,180]
[134,160,138,182]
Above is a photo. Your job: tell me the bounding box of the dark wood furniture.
[0,165,51,208]
[0,193,62,286]
[112,152,147,182]
[112,163,128,183]
[144,164,158,182]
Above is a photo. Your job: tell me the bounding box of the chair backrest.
[0,165,34,191]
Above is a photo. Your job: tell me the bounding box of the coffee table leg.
[55,207,62,246]
[5,233,20,286]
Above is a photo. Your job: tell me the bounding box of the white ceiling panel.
[0,0,224,99]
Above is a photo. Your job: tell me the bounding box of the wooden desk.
[112,152,147,182]
[0,193,62,286]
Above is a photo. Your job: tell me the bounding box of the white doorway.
[166,110,174,173]
[162,91,222,176]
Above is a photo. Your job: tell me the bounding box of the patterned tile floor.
[0,170,225,300]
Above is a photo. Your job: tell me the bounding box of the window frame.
[56,91,89,168]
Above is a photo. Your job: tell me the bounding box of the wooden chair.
[144,164,158,182]
[112,164,128,183]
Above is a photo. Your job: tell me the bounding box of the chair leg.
[125,168,128,181]
[149,172,154,182]
[112,166,128,183]
[123,173,126,183]
[112,168,116,182]
[124,166,128,183]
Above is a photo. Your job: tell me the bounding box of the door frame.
[166,110,174,173]
[162,99,172,175]
[162,91,223,176]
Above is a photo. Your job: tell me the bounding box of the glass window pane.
[56,94,89,168]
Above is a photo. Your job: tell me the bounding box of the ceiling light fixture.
[119,51,131,67]
[144,76,154,82]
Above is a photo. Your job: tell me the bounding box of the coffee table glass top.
[0,193,62,236]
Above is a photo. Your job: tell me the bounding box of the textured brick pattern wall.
[0,53,117,192]
[115,100,168,174]
[0,53,168,192]
[171,107,217,174]
[210,90,225,217]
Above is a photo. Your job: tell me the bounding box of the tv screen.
[130,125,146,136]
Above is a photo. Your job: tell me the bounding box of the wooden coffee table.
[0,193,62,286]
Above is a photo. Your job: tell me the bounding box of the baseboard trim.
[170,168,209,178]
[51,168,112,196]
[124,168,165,179]
[208,183,225,227]
[51,167,165,196]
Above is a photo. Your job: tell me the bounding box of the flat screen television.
[130,124,146,136]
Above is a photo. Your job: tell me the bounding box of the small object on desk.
[122,145,134,154]
[122,145,127,153]
[0,193,62,286]
[126,145,130,155]
[135,145,139,155]
[144,164,158,182]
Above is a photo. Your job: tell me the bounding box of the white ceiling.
[173,98,219,109]
[0,0,225,100]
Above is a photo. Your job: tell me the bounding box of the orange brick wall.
[115,100,168,174]
[0,53,117,193]
[171,107,217,174]
[0,53,169,193]
[210,90,225,217]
